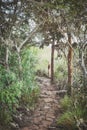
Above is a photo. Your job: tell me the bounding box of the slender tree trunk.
[67,33,73,95]
[17,52,22,79]
[79,50,87,88]
[16,46,22,80]
[51,39,55,83]
[6,40,9,71]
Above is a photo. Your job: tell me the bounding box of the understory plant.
[0,47,39,127]
[57,92,87,130]
[0,65,22,125]
[55,58,67,89]
[20,48,40,108]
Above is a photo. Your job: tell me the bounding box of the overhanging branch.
[19,22,44,51]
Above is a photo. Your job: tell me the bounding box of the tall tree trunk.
[51,39,55,83]
[67,33,73,95]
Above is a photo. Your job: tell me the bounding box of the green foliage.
[0,66,22,125]
[0,68,22,108]
[55,58,67,80]
[60,95,72,110]
[57,111,76,130]
[9,52,19,73]
[57,94,87,130]
[22,48,37,86]
[0,108,12,126]
[72,87,87,120]
[21,86,40,108]
[0,47,39,127]
[20,48,39,107]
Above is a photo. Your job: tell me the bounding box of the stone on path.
[20,77,61,130]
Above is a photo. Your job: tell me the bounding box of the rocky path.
[21,77,61,130]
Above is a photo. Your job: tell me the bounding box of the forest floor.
[12,77,65,130]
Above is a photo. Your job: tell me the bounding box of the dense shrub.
[0,48,39,126]
[20,48,40,107]
[0,66,22,125]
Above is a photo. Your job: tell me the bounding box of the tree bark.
[15,44,22,80]
[67,33,73,95]
[6,40,9,71]
[51,39,55,83]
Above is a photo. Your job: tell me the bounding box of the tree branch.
[18,22,44,51]
[80,51,87,77]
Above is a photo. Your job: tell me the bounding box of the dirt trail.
[21,77,61,130]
